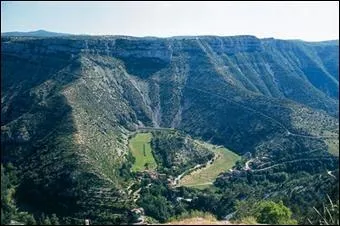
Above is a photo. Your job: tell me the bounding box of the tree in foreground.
[234,199,297,225]
[255,200,297,225]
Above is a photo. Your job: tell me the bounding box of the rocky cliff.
[1,35,338,223]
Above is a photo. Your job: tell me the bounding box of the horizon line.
[1,29,339,43]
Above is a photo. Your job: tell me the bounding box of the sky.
[1,1,339,41]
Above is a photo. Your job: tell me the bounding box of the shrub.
[255,200,297,225]
[234,200,297,225]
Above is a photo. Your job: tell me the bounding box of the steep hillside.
[1,35,338,224]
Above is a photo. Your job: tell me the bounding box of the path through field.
[178,141,240,188]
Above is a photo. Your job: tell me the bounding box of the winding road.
[174,147,219,187]
[173,164,203,186]
[245,157,336,172]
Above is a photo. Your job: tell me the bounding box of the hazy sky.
[1,1,339,41]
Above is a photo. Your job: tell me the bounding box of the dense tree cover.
[136,174,301,225]
[138,193,173,222]
[1,163,18,225]
[137,178,176,222]
[137,134,339,225]
[151,130,214,176]
[1,36,338,225]
[1,161,134,225]
[136,175,202,223]
[1,163,61,225]
[214,156,339,224]
[2,136,337,225]
[119,151,135,180]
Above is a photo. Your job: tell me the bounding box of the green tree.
[43,216,52,225]
[255,201,297,225]
[50,213,59,225]
[234,200,297,225]
[144,162,149,170]
[174,202,186,216]
[234,199,257,220]
[1,208,10,225]
[26,214,37,225]
[40,213,52,225]
[1,164,18,225]
[138,193,173,223]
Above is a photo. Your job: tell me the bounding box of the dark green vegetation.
[1,35,339,224]
[151,130,214,176]
[309,196,339,225]
[234,200,297,224]
[1,163,60,225]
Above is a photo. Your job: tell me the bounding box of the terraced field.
[129,132,157,172]
[179,143,240,188]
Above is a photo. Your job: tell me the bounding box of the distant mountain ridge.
[2,30,339,43]
[1,29,72,37]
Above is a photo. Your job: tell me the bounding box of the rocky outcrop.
[1,35,338,223]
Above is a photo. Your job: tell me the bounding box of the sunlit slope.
[1,35,338,222]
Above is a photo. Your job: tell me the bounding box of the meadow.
[129,132,157,172]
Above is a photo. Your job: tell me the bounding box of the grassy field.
[129,132,157,172]
[179,143,240,188]
[325,138,339,156]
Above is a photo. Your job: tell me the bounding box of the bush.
[234,200,297,225]
[138,193,174,223]
[255,201,297,225]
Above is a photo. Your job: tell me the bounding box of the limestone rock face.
[1,35,338,222]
